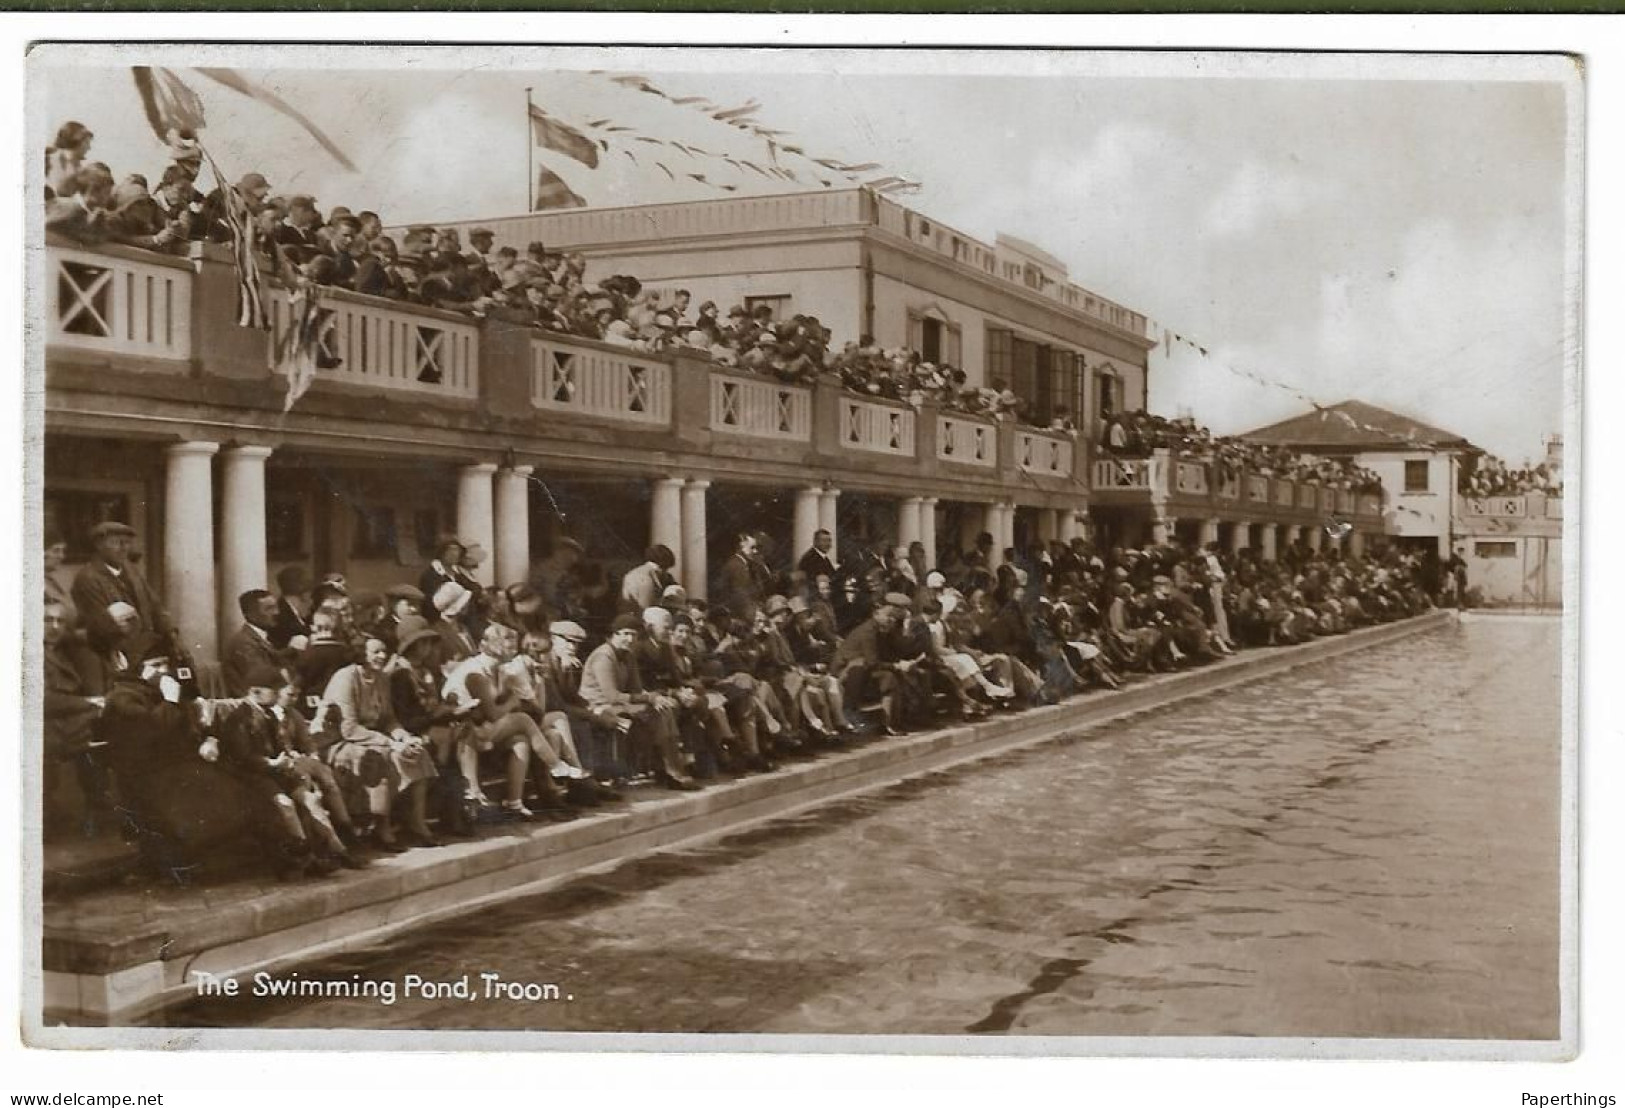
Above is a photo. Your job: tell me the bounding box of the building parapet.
[1089,448,1385,528]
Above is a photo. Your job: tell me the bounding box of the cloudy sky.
[37,47,1574,462]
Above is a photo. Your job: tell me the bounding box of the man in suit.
[271,564,313,650]
[222,589,291,696]
[70,522,172,654]
[715,532,764,623]
[797,528,839,582]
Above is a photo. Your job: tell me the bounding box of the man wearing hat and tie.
[374,584,425,654]
[71,521,171,655]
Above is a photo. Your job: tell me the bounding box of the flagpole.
[525,86,535,211]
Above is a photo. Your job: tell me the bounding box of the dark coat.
[70,560,171,651]
[221,622,289,696]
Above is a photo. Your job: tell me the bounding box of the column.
[1284,524,1302,551]
[456,462,498,587]
[1001,501,1017,558]
[1059,509,1082,544]
[1349,530,1366,558]
[650,476,685,561]
[216,444,272,650]
[792,486,822,565]
[681,479,710,598]
[1260,524,1278,563]
[1151,515,1175,546]
[983,503,1005,570]
[494,465,535,589]
[897,496,923,549]
[1306,523,1324,553]
[919,497,939,570]
[164,440,220,663]
[1036,508,1059,546]
[1198,518,1220,549]
[818,487,841,559]
[1228,521,1247,555]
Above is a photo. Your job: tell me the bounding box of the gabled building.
[1243,399,1480,557]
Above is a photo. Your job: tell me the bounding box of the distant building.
[1242,399,1479,559]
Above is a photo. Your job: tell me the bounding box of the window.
[743,294,791,321]
[351,505,398,559]
[1475,541,1517,559]
[1404,460,1430,493]
[1012,338,1042,417]
[920,317,943,364]
[1097,371,1121,419]
[986,326,1013,386]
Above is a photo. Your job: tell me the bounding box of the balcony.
[45,241,1388,526]
[839,395,916,457]
[48,241,193,363]
[1016,429,1075,479]
[267,286,481,401]
[937,412,997,468]
[1086,448,1385,527]
[709,370,812,442]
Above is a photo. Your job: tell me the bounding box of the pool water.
[172,616,1563,1039]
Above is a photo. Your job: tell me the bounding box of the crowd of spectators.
[1100,409,1385,495]
[44,502,1438,887]
[41,121,1073,429]
[1459,455,1562,498]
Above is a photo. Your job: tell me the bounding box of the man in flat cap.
[71,521,172,657]
[199,171,271,244]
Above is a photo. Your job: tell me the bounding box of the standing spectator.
[715,532,765,622]
[70,522,171,654]
[620,544,676,612]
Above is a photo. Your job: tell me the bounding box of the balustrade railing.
[1299,484,1318,510]
[267,287,480,399]
[1092,456,1156,490]
[1460,495,1530,519]
[1320,488,1337,513]
[1337,490,1355,514]
[1017,429,1074,477]
[840,396,916,456]
[1359,493,1383,517]
[938,413,997,468]
[1217,469,1242,500]
[1545,497,1564,520]
[49,243,192,362]
[1174,459,1210,495]
[1275,480,1295,507]
[709,371,811,441]
[1247,475,1270,503]
[531,337,670,424]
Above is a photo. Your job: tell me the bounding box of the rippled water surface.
[176,617,1562,1039]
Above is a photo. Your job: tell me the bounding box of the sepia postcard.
[22,42,1580,1059]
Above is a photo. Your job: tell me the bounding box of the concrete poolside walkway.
[36,610,1452,1028]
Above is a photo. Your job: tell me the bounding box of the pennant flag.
[534,165,586,210]
[633,135,666,145]
[668,95,708,105]
[271,278,333,412]
[654,161,676,181]
[712,100,761,122]
[198,145,269,331]
[131,66,208,146]
[528,104,600,169]
[194,68,357,171]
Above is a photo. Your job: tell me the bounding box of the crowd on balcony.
[1099,410,1384,495]
[44,500,1437,887]
[41,122,1059,430]
[1458,454,1562,498]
